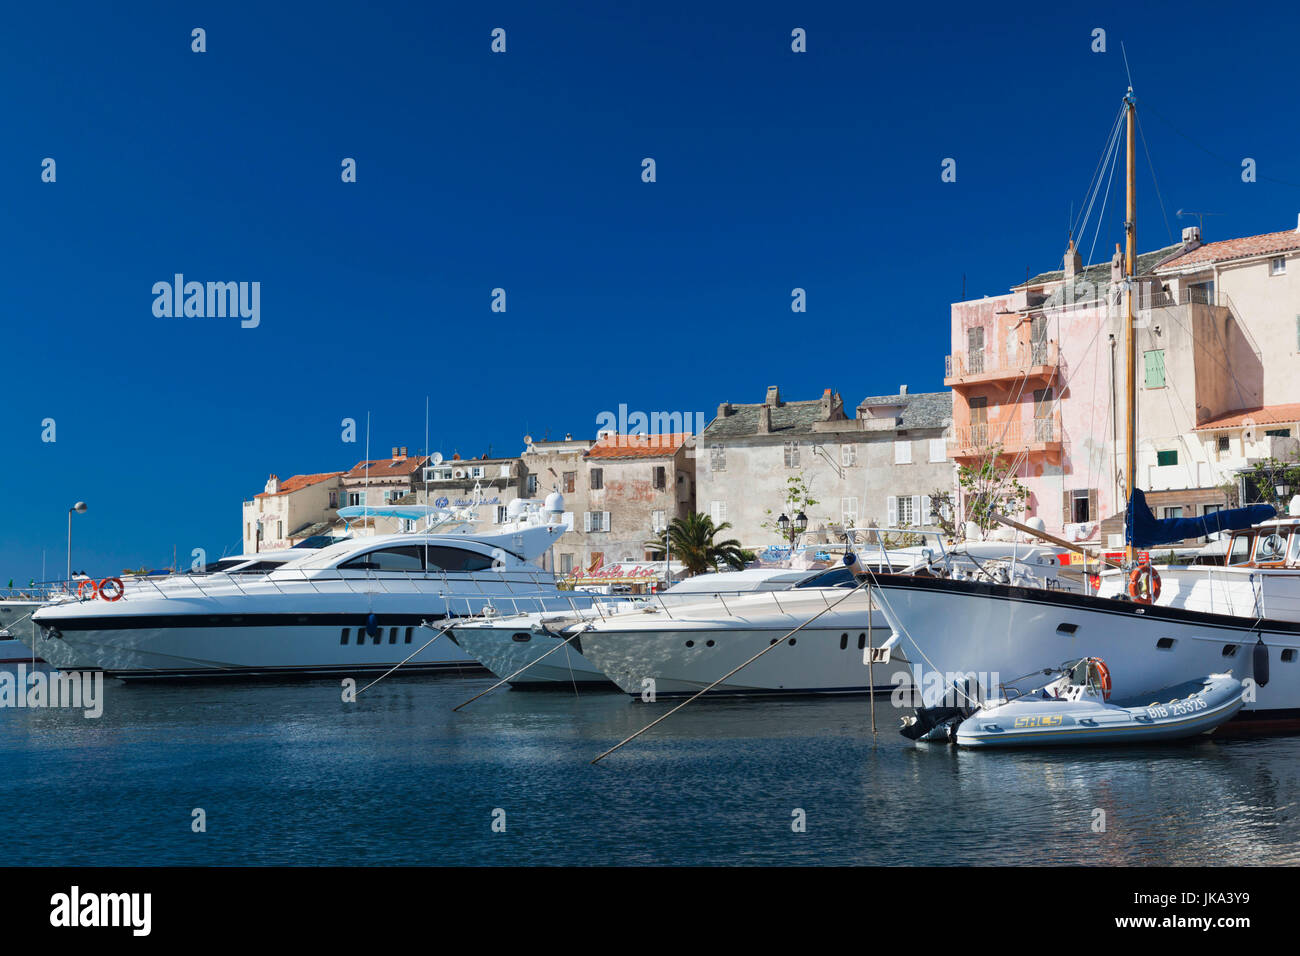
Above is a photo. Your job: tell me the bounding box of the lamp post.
[67,501,87,584]
[776,511,808,545]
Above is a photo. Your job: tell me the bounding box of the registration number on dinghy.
[1145,697,1207,720]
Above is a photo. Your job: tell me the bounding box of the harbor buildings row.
[246,218,1300,567]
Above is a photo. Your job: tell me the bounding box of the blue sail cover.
[1126,488,1274,549]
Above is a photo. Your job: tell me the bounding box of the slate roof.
[703,399,832,439]
[1018,242,1188,308]
[703,392,951,439]
[857,391,952,430]
[1157,229,1300,270]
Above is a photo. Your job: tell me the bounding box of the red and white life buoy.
[1087,657,1112,700]
[76,579,98,601]
[98,577,125,602]
[1128,564,1161,604]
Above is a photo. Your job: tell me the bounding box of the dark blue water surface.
[1,664,1297,865]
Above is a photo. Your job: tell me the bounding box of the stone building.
[241,472,343,552]
[416,454,528,524]
[695,385,953,549]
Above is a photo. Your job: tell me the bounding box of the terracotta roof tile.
[343,456,429,479]
[1194,404,1300,431]
[1158,229,1300,270]
[585,433,690,460]
[254,472,343,498]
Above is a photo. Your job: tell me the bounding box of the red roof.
[585,433,690,460]
[1194,404,1300,431]
[344,455,429,479]
[255,472,342,498]
[1158,229,1300,270]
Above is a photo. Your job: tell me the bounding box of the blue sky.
[3,0,1299,579]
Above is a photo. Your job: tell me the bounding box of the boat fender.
[366,612,380,638]
[1127,565,1161,604]
[76,579,98,601]
[97,578,125,602]
[1253,636,1270,688]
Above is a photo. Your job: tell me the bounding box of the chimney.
[1110,243,1124,284]
[757,405,772,434]
[391,447,399,458]
[1063,238,1082,279]
[765,385,782,407]
[899,384,908,396]
[400,446,408,458]
[1181,226,1202,245]
[717,401,733,418]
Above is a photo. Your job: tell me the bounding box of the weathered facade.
[696,386,953,549]
[241,472,343,552]
[416,454,527,524]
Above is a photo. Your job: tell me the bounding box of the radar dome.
[544,492,564,514]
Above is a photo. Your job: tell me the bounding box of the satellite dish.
[431,452,444,465]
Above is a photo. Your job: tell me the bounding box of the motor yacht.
[30,497,573,680]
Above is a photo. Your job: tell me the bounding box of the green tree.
[644,512,749,576]
[760,474,820,543]
[956,448,1030,536]
[1242,455,1300,510]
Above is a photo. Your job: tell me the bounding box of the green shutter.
[1144,349,1166,388]
[1157,449,1178,467]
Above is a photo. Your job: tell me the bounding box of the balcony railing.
[949,415,1063,457]
[945,341,1059,383]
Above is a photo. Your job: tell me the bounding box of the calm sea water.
[1,664,1298,866]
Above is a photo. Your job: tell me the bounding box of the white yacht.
[30,498,573,680]
[570,538,1076,698]
[449,567,821,689]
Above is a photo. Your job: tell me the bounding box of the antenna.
[1175,209,1220,234]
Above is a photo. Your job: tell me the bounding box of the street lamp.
[794,512,808,536]
[67,501,87,584]
[777,513,790,542]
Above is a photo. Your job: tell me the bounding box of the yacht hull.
[577,594,906,698]
[870,574,1300,732]
[450,625,612,687]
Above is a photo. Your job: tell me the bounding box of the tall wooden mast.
[1123,87,1137,563]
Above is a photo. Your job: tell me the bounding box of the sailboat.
[868,88,1300,733]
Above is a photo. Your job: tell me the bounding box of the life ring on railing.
[1128,564,1161,604]
[76,579,98,600]
[1086,657,1112,700]
[98,577,125,602]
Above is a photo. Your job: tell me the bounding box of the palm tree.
[644,512,749,576]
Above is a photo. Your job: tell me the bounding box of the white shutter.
[603,511,611,532]
[929,438,946,462]
[895,439,912,464]
[921,495,932,526]
[583,511,592,532]
[887,496,898,526]
[911,496,921,526]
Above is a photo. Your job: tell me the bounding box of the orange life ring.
[1087,657,1112,700]
[98,577,125,602]
[1128,564,1161,604]
[76,579,98,600]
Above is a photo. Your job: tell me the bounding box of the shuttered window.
[1143,349,1166,388]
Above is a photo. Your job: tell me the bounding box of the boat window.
[1227,533,1255,566]
[1288,532,1300,566]
[340,546,426,571]
[1254,531,1289,563]
[422,547,496,573]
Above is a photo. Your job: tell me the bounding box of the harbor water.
[2,665,1298,866]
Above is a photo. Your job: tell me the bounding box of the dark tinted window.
[340,546,425,571]
[423,547,496,572]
